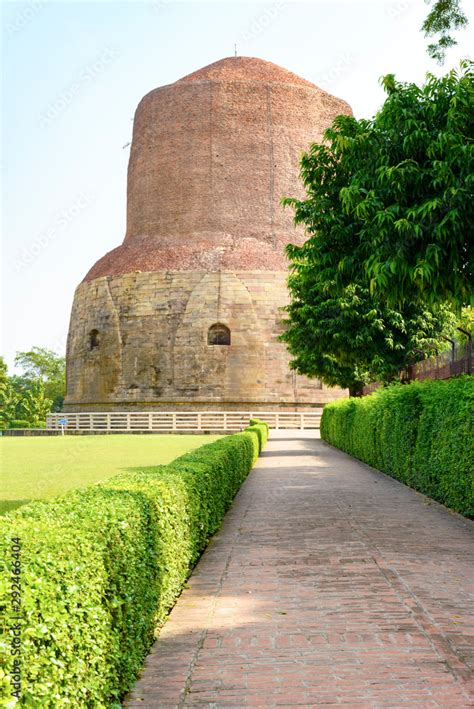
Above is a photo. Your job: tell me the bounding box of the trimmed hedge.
[320,376,473,518]
[0,425,267,707]
[248,418,269,452]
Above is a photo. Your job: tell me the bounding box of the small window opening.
[89,329,100,350]
[208,323,231,346]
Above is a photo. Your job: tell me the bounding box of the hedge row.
[320,376,473,518]
[0,423,268,707]
[248,418,269,451]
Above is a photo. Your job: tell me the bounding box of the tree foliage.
[456,306,474,343]
[281,65,472,392]
[0,354,54,429]
[0,356,8,397]
[14,346,65,411]
[284,62,473,305]
[422,0,469,64]
[281,277,456,396]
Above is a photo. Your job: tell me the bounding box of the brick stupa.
[65,57,351,411]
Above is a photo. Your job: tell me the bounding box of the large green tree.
[284,62,473,312]
[281,66,472,392]
[14,347,65,412]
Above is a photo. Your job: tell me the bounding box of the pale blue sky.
[2,0,473,370]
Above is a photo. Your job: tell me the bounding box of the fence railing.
[362,340,472,396]
[46,410,323,432]
[403,342,472,381]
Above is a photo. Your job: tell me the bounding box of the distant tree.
[422,0,469,64]
[0,357,19,429]
[15,380,53,428]
[15,347,65,412]
[0,356,8,397]
[0,389,20,429]
[0,355,54,428]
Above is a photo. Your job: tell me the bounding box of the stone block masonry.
[65,270,346,411]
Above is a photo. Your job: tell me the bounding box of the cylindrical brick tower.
[65,57,352,411]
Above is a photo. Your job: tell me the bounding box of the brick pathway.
[125,431,474,708]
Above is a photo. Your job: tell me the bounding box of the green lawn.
[0,434,221,515]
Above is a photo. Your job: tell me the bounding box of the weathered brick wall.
[65,271,347,411]
[83,57,352,282]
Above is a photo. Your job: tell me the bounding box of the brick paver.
[125,431,474,708]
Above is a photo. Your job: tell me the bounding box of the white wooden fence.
[46,410,322,432]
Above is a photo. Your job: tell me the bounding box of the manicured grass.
[0,434,221,515]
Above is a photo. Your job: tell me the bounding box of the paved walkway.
[125,432,474,708]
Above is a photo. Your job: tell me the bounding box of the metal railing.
[362,340,472,396]
[404,342,471,381]
[46,410,322,432]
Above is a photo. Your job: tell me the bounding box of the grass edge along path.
[0,420,269,707]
